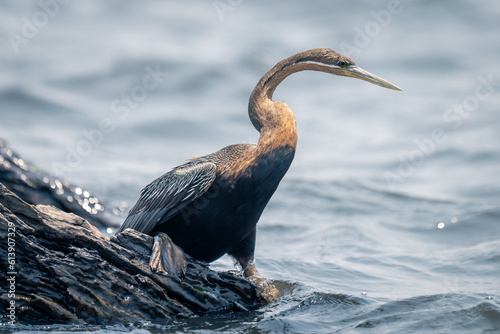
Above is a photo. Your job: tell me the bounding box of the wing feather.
[116,161,216,235]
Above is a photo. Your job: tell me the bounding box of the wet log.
[0,139,120,228]
[0,183,263,325]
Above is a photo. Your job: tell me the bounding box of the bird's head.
[295,48,402,91]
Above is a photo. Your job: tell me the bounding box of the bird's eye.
[338,60,347,67]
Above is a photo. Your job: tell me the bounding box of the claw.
[241,260,279,303]
[247,275,280,303]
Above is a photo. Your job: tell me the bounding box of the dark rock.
[0,183,264,326]
[0,139,120,228]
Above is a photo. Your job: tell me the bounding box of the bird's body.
[154,142,294,263]
[117,48,400,277]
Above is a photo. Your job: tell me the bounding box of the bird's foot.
[149,232,187,277]
[247,274,280,303]
[242,261,279,303]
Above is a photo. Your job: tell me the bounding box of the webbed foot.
[241,260,279,303]
[150,232,187,277]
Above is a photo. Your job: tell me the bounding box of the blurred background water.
[1,0,500,332]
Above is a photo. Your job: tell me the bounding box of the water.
[1,0,500,332]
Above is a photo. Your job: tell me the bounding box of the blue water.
[1,0,500,332]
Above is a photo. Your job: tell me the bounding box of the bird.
[116,48,401,279]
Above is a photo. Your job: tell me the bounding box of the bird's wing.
[117,161,217,235]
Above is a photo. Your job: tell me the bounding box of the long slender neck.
[248,51,340,152]
[248,57,308,133]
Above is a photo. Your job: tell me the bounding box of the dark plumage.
[116,48,401,277]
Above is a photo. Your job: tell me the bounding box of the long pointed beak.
[342,66,402,91]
